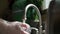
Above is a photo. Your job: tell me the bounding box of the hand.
[0,19,30,34]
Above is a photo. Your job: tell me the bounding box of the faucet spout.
[23,4,42,34]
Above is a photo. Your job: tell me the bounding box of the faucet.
[23,4,42,34]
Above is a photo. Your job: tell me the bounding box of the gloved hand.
[0,19,30,34]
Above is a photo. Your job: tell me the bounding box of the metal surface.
[23,4,42,34]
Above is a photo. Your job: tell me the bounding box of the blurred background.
[0,0,60,34]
